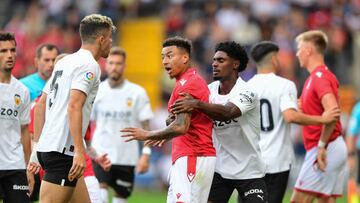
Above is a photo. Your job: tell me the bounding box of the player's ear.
[233,60,240,71]
[183,54,189,64]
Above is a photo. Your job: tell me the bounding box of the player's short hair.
[109,46,126,59]
[250,41,279,63]
[0,32,16,45]
[215,41,249,72]
[163,36,192,56]
[36,44,60,58]
[295,30,328,54]
[79,14,116,43]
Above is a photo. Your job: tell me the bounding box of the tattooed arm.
[121,112,191,142]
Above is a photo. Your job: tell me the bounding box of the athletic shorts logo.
[13,184,28,191]
[14,94,21,106]
[244,189,264,197]
[85,71,94,81]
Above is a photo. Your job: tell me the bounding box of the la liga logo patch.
[85,72,94,81]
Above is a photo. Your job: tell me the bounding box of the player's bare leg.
[290,190,315,203]
[318,197,336,203]
[39,180,75,203]
[69,176,91,203]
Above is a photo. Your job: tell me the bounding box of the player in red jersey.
[291,30,347,203]
[121,36,216,203]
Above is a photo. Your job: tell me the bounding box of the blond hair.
[109,47,126,59]
[295,30,328,55]
[79,14,116,43]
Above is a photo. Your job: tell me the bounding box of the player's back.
[247,73,297,173]
[37,49,101,156]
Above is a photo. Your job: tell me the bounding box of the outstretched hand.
[145,139,168,147]
[121,127,150,142]
[170,92,197,114]
[322,106,341,124]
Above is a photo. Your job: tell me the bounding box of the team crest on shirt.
[126,98,133,107]
[85,71,94,81]
[14,94,21,106]
[315,71,323,78]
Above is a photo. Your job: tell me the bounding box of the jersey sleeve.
[280,82,298,112]
[313,71,335,99]
[20,89,31,125]
[229,89,257,115]
[71,63,99,95]
[347,103,360,137]
[136,89,154,122]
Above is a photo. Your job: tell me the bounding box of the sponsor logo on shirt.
[1,108,18,118]
[14,94,21,106]
[179,79,187,86]
[85,71,94,81]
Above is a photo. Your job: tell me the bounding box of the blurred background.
[1,0,359,202]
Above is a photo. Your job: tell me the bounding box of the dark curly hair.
[215,41,248,72]
[163,36,192,56]
[0,32,16,45]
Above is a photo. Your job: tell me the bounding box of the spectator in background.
[20,44,59,101]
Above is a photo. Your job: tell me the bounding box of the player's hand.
[136,154,150,174]
[170,92,197,114]
[27,162,41,175]
[26,170,34,196]
[68,151,86,181]
[121,127,150,142]
[27,144,41,174]
[297,99,302,112]
[321,106,341,124]
[145,139,167,147]
[95,153,111,172]
[316,147,327,172]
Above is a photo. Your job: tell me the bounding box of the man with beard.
[90,47,153,203]
[0,31,32,203]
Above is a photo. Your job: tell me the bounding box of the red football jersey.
[300,65,342,150]
[168,68,216,163]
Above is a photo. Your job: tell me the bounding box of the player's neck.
[81,44,101,61]
[306,57,325,73]
[108,78,124,88]
[257,67,274,74]
[0,71,11,83]
[37,72,47,81]
[219,76,237,95]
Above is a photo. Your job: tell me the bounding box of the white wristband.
[29,142,39,164]
[318,140,326,148]
[142,146,151,155]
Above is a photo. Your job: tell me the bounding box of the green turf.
[0,189,348,203]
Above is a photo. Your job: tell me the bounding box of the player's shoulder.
[208,80,220,91]
[353,102,360,114]
[125,80,147,94]
[11,76,30,96]
[20,72,37,84]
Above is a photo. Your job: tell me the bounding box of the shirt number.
[49,70,63,108]
[260,98,274,132]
